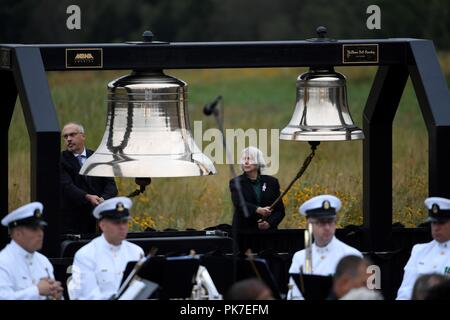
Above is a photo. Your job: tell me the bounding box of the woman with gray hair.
[229,147,285,231]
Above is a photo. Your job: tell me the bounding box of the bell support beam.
[1,39,411,71]
[11,47,60,257]
[363,65,409,251]
[408,40,450,199]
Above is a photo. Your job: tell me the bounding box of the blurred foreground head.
[225,278,274,300]
[412,273,449,300]
[333,255,383,300]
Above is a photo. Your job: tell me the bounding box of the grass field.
[8,57,450,231]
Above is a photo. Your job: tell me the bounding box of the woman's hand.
[258,221,271,230]
[256,206,272,217]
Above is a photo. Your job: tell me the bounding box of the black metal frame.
[1,38,449,256]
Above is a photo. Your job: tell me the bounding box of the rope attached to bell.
[269,141,320,210]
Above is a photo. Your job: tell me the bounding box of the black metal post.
[12,47,61,257]
[0,70,17,247]
[363,65,409,251]
[408,40,450,198]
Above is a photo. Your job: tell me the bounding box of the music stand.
[200,255,235,296]
[237,258,282,300]
[289,273,333,300]
[121,256,200,299]
[118,278,159,300]
[200,255,282,299]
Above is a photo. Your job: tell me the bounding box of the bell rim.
[79,154,217,178]
[297,81,346,88]
[279,129,365,141]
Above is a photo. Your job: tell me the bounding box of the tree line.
[0,0,449,50]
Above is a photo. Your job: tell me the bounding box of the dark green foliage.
[0,0,449,49]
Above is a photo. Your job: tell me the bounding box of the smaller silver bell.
[280,68,364,141]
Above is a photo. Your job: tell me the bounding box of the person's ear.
[98,219,106,231]
[13,227,23,240]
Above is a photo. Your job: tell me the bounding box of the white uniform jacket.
[70,234,144,300]
[0,240,55,300]
[397,240,450,300]
[287,236,362,300]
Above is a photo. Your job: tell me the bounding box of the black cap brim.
[25,219,48,228]
[9,218,47,229]
[305,207,337,220]
[316,214,336,220]
[427,216,450,223]
[36,220,48,227]
[100,214,131,221]
[307,213,336,220]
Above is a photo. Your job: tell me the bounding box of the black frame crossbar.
[1,38,449,256]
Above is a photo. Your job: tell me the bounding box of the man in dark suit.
[229,147,285,231]
[60,122,118,235]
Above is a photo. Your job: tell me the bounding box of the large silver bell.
[80,70,216,178]
[280,68,364,141]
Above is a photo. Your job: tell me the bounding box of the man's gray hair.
[63,122,85,134]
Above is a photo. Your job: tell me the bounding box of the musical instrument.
[304,222,313,274]
[191,265,222,300]
[190,250,222,300]
[79,70,216,179]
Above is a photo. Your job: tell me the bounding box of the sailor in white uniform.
[0,202,63,300]
[396,197,450,300]
[287,195,362,300]
[69,196,144,300]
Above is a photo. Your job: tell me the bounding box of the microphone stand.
[203,96,249,284]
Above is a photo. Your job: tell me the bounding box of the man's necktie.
[77,155,85,167]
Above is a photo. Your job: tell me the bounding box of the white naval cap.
[424,197,450,222]
[1,202,47,228]
[299,194,341,219]
[93,196,132,220]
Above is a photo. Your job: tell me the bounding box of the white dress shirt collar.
[10,240,35,260]
[72,148,87,158]
[100,233,123,253]
[313,235,336,254]
[436,239,449,249]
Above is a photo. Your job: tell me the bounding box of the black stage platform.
[52,227,432,300]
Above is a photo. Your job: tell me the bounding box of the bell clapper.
[126,177,152,198]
